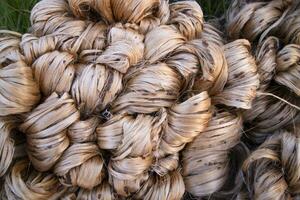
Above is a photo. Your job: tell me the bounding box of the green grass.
[0,0,38,33]
[198,0,230,19]
[0,0,229,33]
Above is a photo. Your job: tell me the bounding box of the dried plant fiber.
[0,0,299,199]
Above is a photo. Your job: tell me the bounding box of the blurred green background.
[0,0,229,33]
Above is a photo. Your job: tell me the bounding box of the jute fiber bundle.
[243,126,300,199]
[224,0,300,199]
[0,0,299,199]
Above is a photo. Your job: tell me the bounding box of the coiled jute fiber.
[0,0,299,199]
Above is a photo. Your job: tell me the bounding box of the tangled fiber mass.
[0,0,299,199]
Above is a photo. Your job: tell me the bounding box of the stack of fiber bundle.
[0,0,298,199]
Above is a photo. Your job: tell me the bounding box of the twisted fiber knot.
[156,91,212,157]
[1,159,63,200]
[213,39,260,109]
[20,93,80,172]
[243,127,300,199]
[0,34,42,185]
[98,114,159,196]
[227,0,293,41]
[0,35,40,116]
[182,110,242,197]
[168,1,203,40]
[192,39,228,95]
[54,143,104,190]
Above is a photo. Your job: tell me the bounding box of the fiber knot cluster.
[0,0,299,199]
